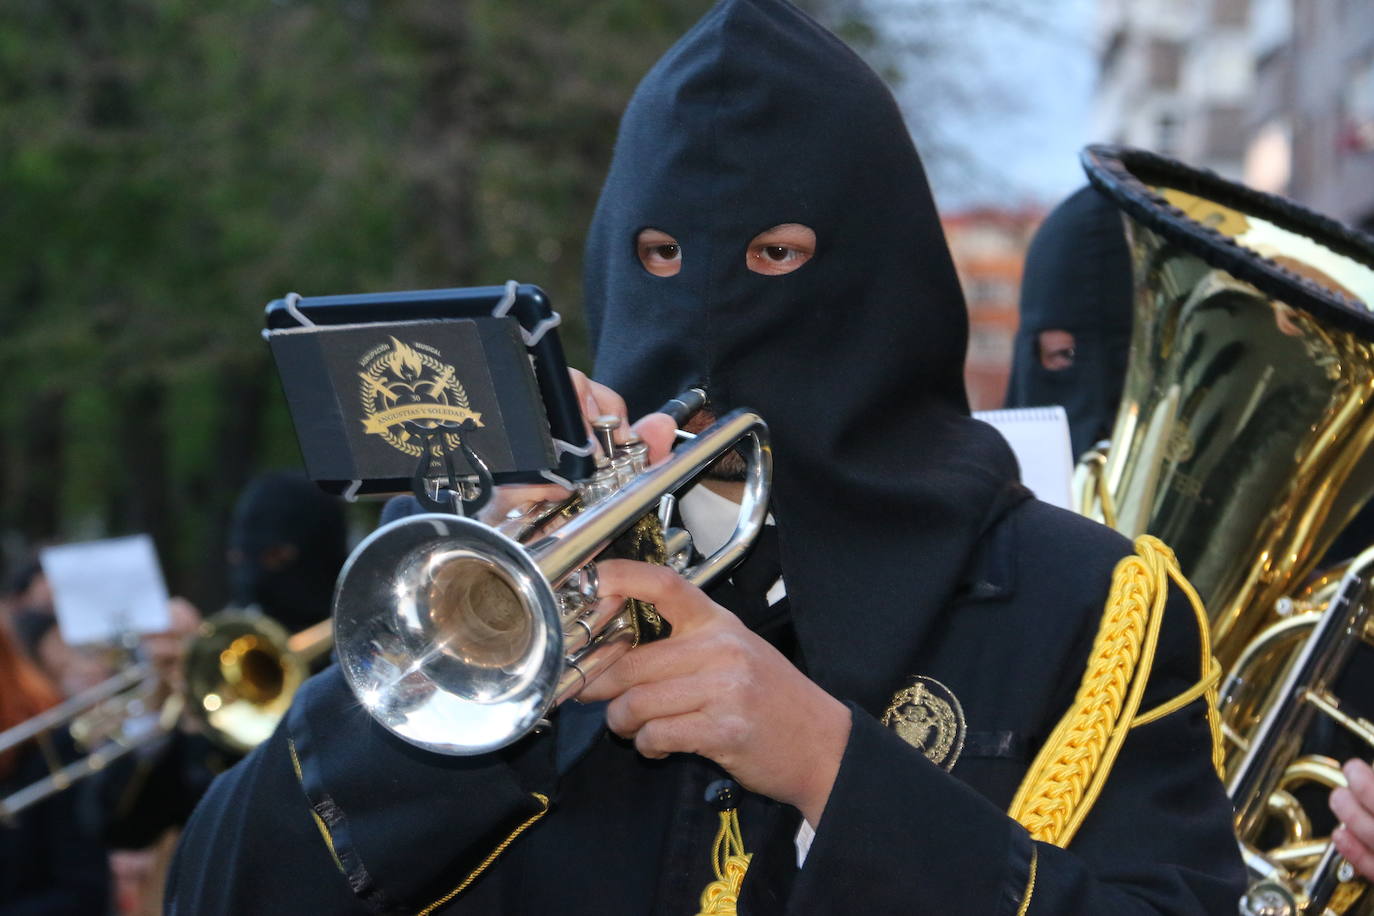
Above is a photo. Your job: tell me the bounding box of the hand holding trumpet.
[582,558,851,827]
[484,370,851,825]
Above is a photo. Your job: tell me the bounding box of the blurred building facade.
[1244,0,1374,230]
[943,207,1042,411]
[1094,0,1254,179]
[1095,0,1374,231]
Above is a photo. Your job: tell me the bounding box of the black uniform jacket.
[166,499,1244,915]
[1,732,111,914]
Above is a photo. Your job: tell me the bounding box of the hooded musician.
[169,2,1244,913]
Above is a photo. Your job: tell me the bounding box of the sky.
[881,0,1098,212]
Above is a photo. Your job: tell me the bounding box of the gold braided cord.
[416,793,550,916]
[286,737,345,873]
[1006,536,1223,848]
[695,809,753,916]
[1132,559,1223,760]
[1015,845,1039,916]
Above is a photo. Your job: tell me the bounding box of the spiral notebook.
[972,406,1074,510]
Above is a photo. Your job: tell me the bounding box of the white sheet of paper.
[41,535,171,645]
[973,406,1075,511]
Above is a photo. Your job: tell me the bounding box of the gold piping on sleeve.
[1015,845,1038,916]
[415,792,551,916]
[287,736,345,873]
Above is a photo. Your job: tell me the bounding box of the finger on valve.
[567,368,628,450]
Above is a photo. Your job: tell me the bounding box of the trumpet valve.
[612,454,636,488]
[621,434,650,475]
[663,527,694,573]
[591,414,622,459]
[579,457,619,506]
[557,565,600,621]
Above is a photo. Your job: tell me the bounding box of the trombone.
[0,663,170,822]
[0,609,332,822]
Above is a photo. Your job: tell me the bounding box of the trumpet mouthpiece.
[658,388,708,426]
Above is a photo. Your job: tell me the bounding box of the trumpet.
[0,609,332,821]
[333,406,771,756]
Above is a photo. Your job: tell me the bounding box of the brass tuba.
[1075,145,1374,914]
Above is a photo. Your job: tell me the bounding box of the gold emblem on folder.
[358,336,484,457]
[881,676,966,771]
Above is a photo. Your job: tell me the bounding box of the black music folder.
[264,285,592,496]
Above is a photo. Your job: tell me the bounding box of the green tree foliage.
[0,0,863,606]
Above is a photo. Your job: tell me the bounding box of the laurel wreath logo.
[357,337,483,458]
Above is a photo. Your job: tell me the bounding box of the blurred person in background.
[10,553,120,700]
[8,560,52,620]
[11,608,115,700]
[226,470,348,637]
[0,617,110,914]
[96,598,206,916]
[1003,184,1134,460]
[167,2,1242,912]
[0,471,347,913]
[7,575,208,913]
[94,472,346,913]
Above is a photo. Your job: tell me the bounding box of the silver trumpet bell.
[333,408,771,755]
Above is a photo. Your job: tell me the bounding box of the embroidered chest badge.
[881,675,967,771]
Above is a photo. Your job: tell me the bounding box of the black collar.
[951,485,1030,604]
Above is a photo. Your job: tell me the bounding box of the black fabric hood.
[228,471,347,633]
[585,0,1023,713]
[1005,185,1134,457]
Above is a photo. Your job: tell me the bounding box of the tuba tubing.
[1227,545,1374,838]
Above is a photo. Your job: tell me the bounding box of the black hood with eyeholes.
[585,0,1024,714]
[228,471,348,634]
[1004,185,1135,458]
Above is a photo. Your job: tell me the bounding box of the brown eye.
[637,228,682,277]
[1037,330,1077,371]
[746,224,816,276]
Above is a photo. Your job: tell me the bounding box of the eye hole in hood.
[745,223,815,276]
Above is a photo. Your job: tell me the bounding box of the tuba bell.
[1076,145,1374,914]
